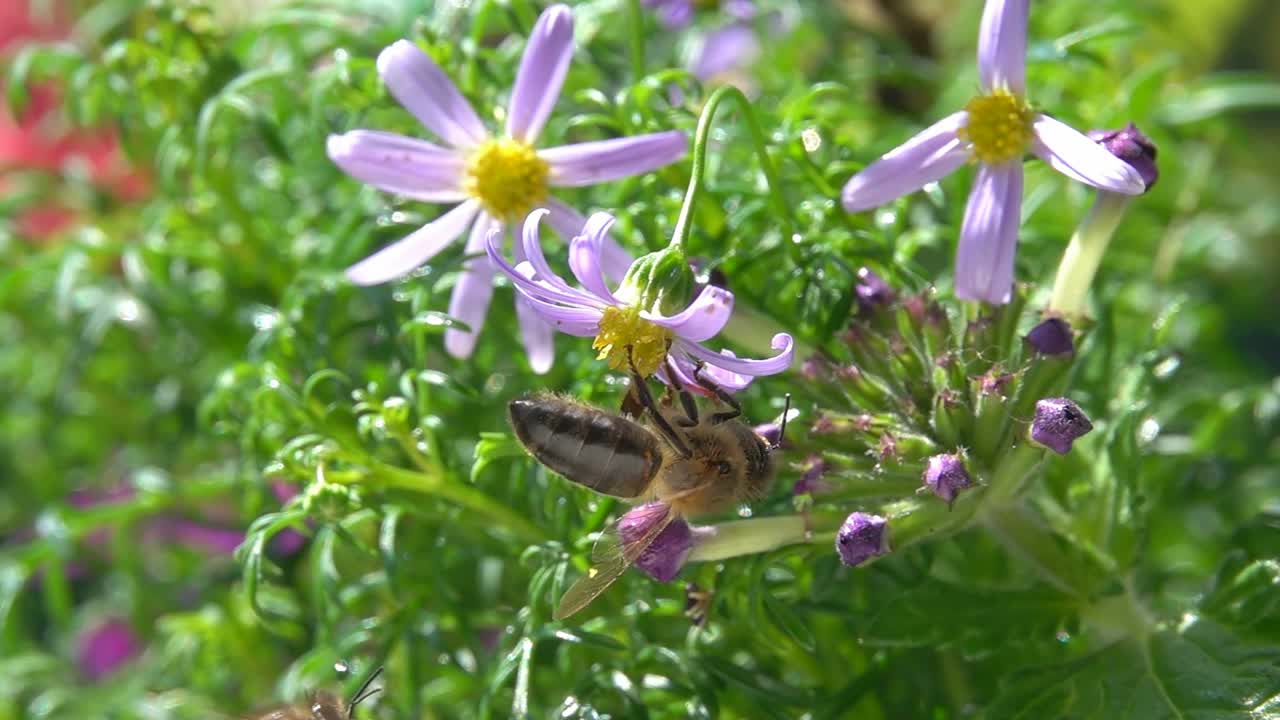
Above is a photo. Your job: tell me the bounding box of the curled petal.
[507,4,574,143]
[518,209,579,297]
[568,212,621,304]
[485,232,597,308]
[326,130,466,202]
[346,200,480,286]
[444,215,499,358]
[543,131,688,187]
[841,112,970,212]
[517,291,602,337]
[543,197,633,282]
[955,163,1023,304]
[676,333,794,377]
[977,0,1028,94]
[377,40,487,149]
[665,353,754,393]
[1031,115,1146,195]
[644,285,734,342]
[511,235,557,373]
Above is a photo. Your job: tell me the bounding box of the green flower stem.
[721,301,818,361]
[983,441,1046,506]
[883,489,982,551]
[981,503,1087,598]
[1079,579,1157,645]
[1048,192,1133,319]
[367,462,548,543]
[669,85,793,250]
[627,0,646,82]
[688,514,822,563]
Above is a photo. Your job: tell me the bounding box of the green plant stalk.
[1048,191,1132,319]
[368,462,548,543]
[669,85,793,250]
[627,0,646,82]
[981,502,1087,598]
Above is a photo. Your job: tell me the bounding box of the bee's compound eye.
[716,461,732,476]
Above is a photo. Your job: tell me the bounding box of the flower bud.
[1090,123,1158,191]
[855,267,895,313]
[1031,397,1094,454]
[618,503,693,582]
[923,453,973,505]
[792,454,829,496]
[617,245,696,316]
[835,512,890,567]
[78,618,140,681]
[1026,317,1075,357]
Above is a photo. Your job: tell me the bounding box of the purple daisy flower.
[327,4,688,372]
[486,209,794,391]
[840,0,1147,304]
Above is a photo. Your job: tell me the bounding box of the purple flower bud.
[792,455,830,496]
[877,433,899,463]
[835,512,890,567]
[855,267,895,313]
[1090,123,1158,191]
[78,618,140,681]
[978,371,1014,397]
[1026,317,1075,356]
[618,503,693,582]
[800,355,829,380]
[923,453,973,505]
[1031,398,1094,454]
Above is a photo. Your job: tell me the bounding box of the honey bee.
[247,666,382,720]
[508,354,788,619]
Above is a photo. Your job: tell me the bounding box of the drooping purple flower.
[923,453,973,505]
[1026,316,1075,356]
[487,210,794,391]
[78,618,140,681]
[618,503,693,582]
[327,5,688,373]
[835,512,890,567]
[840,0,1146,304]
[1090,123,1159,190]
[1031,397,1094,454]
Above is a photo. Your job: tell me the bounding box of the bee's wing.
[554,509,674,620]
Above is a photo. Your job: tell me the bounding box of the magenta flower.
[840,0,1146,303]
[327,5,688,372]
[486,210,794,390]
[619,502,694,582]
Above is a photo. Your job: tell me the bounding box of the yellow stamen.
[593,306,673,378]
[463,138,549,219]
[957,90,1035,165]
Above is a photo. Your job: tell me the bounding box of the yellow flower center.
[593,306,673,378]
[958,90,1035,165]
[463,139,549,219]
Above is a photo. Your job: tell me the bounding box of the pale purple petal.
[543,197,633,282]
[507,4,575,143]
[568,212,622,304]
[693,23,759,81]
[841,111,971,212]
[955,163,1023,304]
[1030,115,1146,195]
[666,351,754,393]
[644,285,734,342]
[675,333,794,377]
[516,288,602,337]
[486,223,600,307]
[444,214,499,358]
[346,200,480,286]
[542,131,688,187]
[377,40,487,149]
[977,0,1027,94]
[326,130,466,202]
[509,227,557,373]
[519,208,579,297]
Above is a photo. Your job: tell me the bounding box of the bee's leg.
[629,347,692,458]
[694,362,742,424]
[663,357,700,427]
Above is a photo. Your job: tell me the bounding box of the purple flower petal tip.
[1026,317,1075,356]
[78,619,140,681]
[836,512,890,567]
[1031,397,1094,454]
[618,503,692,582]
[923,453,973,504]
[1090,123,1159,191]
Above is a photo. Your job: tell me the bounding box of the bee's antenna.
[773,393,793,451]
[346,666,384,717]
